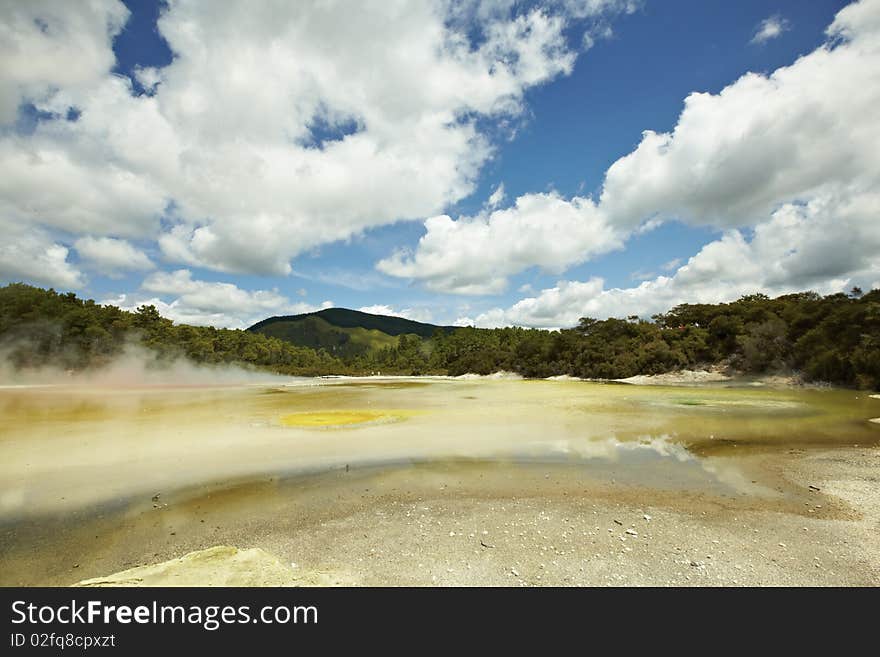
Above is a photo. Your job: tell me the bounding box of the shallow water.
[1,378,877,522]
[1,377,879,585]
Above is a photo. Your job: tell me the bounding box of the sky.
[1,0,878,329]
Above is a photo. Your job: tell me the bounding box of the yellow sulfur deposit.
[279,409,417,428]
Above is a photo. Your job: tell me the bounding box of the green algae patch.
[279,409,420,429]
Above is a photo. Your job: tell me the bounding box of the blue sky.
[1,0,877,328]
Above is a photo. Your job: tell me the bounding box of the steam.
[0,341,291,387]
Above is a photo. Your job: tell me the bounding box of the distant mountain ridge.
[247,307,456,357]
[248,307,454,337]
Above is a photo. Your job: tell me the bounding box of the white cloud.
[0,1,630,279]
[577,0,642,48]
[357,304,434,324]
[487,183,506,209]
[133,66,162,94]
[0,219,84,289]
[599,3,880,230]
[0,127,169,238]
[0,0,127,123]
[74,236,153,276]
[383,0,880,299]
[5,0,878,326]
[476,192,880,328]
[112,269,331,329]
[629,269,655,281]
[479,279,605,328]
[142,269,285,314]
[751,15,790,44]
[377,191,623,294]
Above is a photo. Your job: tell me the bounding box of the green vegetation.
[1,284,878,389]
[248,312,433,358]
[0,283,342,376]
[250,307,454,338]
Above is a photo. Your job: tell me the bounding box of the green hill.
[247,308,455,358]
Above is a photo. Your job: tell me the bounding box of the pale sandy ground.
[615,368,835,388]
[617,370,732,386]
[62,446,880,587]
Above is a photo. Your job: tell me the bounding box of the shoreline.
[56,445,880,587]
[1,368,865,392]
[612,369,838,389]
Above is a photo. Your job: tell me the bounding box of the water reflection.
[0,378,877,520]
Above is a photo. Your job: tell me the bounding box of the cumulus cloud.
[357,305,434,324]
[0,124,169,238]
[377,191,623,294]
[106,269,332,329]
[751,15,790,44]
[475,193,880,328]
[0,0,630,280]
[74,236,153,276]
[0,219,84,289]
[383,0,880,299]
[599,2,879,230]
[0,0,127,124]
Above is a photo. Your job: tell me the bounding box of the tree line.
[1,283,878,389]
[0,283,340,376]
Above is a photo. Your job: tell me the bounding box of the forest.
[0,283,341,376]
[1,283,878,389]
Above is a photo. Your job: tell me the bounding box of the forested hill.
[249,308,454,337]
[0,283,878,389]
[247,308,455,358]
